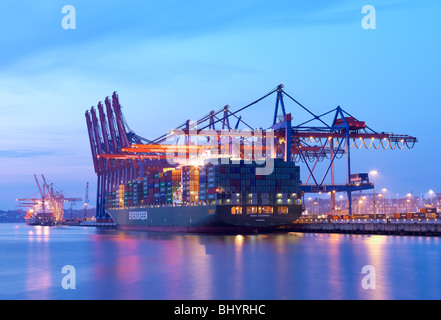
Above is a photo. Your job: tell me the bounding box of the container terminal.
[287,209,441,237]
[17,174,82,226]
[82,84,425,233]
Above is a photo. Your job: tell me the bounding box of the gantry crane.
[17,175,82,224]
[86,84,417,219]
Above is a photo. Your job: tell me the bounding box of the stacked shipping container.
[105,159,301,208]
[164,169,182,203]
[182,159,301,205]
[105,169,182,208]
[182,166,199,203]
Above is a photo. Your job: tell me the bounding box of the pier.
[286,219,441,236]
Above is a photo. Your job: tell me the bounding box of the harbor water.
[1,223,441,300]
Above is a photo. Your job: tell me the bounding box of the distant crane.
[17,175,82,224]
[84,182,89,220]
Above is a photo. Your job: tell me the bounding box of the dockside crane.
[17,175,82,224]
[86,84,417,220]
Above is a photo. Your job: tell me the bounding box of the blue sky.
[0,0,440,209]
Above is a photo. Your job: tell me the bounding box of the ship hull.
[106,204,302,233]
[25,217,56,226]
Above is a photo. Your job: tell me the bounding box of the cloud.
[0,150,73,158]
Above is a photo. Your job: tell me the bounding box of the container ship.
[87,87,419,229]
[18,174,82,227]
[105,159,303,233]
[24,208,56,226]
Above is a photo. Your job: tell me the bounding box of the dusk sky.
[0,0,440,210]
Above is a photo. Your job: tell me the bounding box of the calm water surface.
[0,223,440,300]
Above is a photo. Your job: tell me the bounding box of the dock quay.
[79,221,116,228]
[286,219,441,236]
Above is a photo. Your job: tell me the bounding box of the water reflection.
[26,226,52,299]
[2,224,441,300]
[89,231,431,300]
[234,235,244,299]
[360,236,389,300]
[28,226,51,242]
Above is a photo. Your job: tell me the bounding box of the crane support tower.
[84,182,89,220]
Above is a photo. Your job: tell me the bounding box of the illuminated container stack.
[182,166,199,203]
[165,169,181,203]
[102,170,183,207]
[178,159,301,206]
[117,185,124,207]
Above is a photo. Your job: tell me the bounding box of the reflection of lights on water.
[365,235,387,246]
[234,235,245,297]
[235,235,244,246]
[28,226,51,242]
[35,226,42,236]
[361,235,388,300]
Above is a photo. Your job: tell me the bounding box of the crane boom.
[34,174,44,198]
